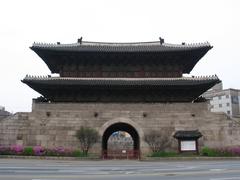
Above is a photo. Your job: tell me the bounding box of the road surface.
[0,159,240,180]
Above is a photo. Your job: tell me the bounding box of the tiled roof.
[174,130,203,139]
[22,75,220,86]
[31,41,212,52]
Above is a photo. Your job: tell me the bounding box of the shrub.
[33,146,45,156]
[0,146,11,155]
[45,148,56,156]
[201,147,233,157]
[23,147,34,156]
[10,145,24,154]
[62,147,74,157]
[0,145,90,157]
[144,128,174,152]
[45,147,72,156]
[215,147,232,157]
[228,147,240,156]
[201,147,218,156]
[72,149,87,157]
[76,126,99,155]
[53,146,65,156]
[150,151,177,157]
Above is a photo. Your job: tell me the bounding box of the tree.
[144,128,173,152]
[76,126,100,155]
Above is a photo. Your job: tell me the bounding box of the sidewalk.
[1,155,240,161]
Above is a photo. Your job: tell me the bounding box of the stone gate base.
[1,100,240,157]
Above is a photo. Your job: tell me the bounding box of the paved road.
[0,159,240,180]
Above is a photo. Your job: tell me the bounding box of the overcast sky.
[0,0,239,113]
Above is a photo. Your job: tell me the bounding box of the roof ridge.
[31,41,212,49]
[23,75,219,81]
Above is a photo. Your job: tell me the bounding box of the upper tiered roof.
[30,39,212,75]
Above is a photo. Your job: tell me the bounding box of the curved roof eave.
[30,41,212,53]
[22,75,221,86]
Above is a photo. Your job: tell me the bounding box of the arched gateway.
[99,118,144,159]
[102,122,140,159]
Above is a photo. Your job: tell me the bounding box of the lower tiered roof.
[22,75,220,102]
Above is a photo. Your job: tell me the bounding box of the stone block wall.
[0,100,240,156]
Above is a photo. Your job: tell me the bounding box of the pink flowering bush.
[228,146,240,156]
[54,146,65,155]
[46,147,74,156]
[0,146,11,155]
[33,146,45,156]
[0,145,86,157]
[10,145,24,154]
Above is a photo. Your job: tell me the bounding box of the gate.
[102,149,140,159]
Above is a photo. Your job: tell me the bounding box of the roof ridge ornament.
[78,37,83,44]
[159,37,164,45]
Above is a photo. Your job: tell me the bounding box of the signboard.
[180,140,196,151]
[122,150,126,154]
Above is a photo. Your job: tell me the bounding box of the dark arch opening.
[102,122,140,159]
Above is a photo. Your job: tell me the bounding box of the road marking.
[58,169,84,173]
[41,164,71,167]
[210,177,240,180]
[32,179,56,180]
[210,169,226,171]
[32,179,60,180]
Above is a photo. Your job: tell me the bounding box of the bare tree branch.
[144,128,173,152]
[76,126,99,155]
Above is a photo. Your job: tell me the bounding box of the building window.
[227,103,230,106]
[232,96,239,104]
[218,96,222,100]
[219,104,222,108]
[226,95,229,98]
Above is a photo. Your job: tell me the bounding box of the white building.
[0,106,4,111]
[0,106,11,119]
[203,83,240,117]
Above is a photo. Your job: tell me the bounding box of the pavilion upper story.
[30,39,212,78]
[23,38,220,103]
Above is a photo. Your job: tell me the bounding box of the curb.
[2,155,240,161]
[0,155,100,161]
[141,156,240,161]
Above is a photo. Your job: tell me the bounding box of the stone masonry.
[1,100,240,156]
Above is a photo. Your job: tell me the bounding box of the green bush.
[201,147,217,156]
[216,148,232,157]
[23,147,34,156]
[150,151,177,157]
[72,150,87,157]
[200,147,232,157]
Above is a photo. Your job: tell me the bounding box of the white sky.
[0,0,239,113]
